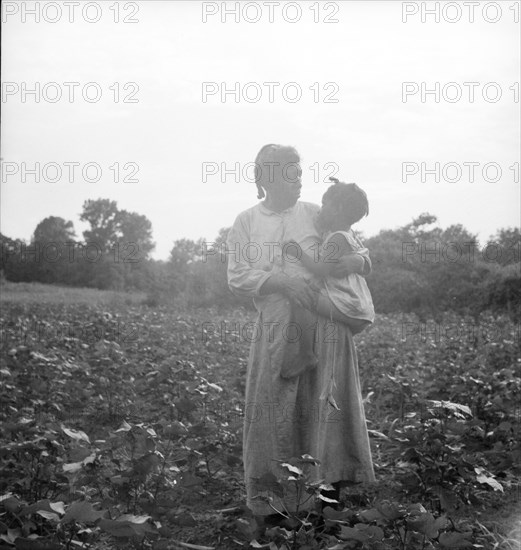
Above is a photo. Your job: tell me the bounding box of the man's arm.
[259,272,316,310]
[226,214,273,298]
[286,233,366,278]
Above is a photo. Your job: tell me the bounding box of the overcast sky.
[1,0,519,260]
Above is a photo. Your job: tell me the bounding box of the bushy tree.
[80,199,120,254]
[79,199,155,289]
[488,227,520,266]
[29,217,77,284]
[364,214,520,319]
[167,237,205,297]
[0,233,34,282]
[32,216,76,244]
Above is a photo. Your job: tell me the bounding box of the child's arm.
[286,233,366,278]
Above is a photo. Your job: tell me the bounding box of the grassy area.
[0,280,146,306]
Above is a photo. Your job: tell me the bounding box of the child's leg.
[280,303,318,379]
[315,293,371,335]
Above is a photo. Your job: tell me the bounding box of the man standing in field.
[226,144,375,519]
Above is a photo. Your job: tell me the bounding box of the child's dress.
[321,229,375,325]
[319,230,375,409]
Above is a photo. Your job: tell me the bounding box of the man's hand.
[261,273,316,310]
[283,240,302,260]
[281,276,316,310]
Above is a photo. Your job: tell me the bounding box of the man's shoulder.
[297,201,320,214]
[232,201,319,225]
[232,203,262,223]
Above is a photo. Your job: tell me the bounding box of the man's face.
[266,152,302,207]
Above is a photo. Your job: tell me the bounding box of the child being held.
[280,178,375,380]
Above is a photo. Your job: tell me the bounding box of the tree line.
[1,199,519,319]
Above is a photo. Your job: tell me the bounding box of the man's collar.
[258,201,299,216]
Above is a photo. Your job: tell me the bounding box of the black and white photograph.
[1,1,520,548]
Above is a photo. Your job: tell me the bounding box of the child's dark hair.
[324,177,369,226]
